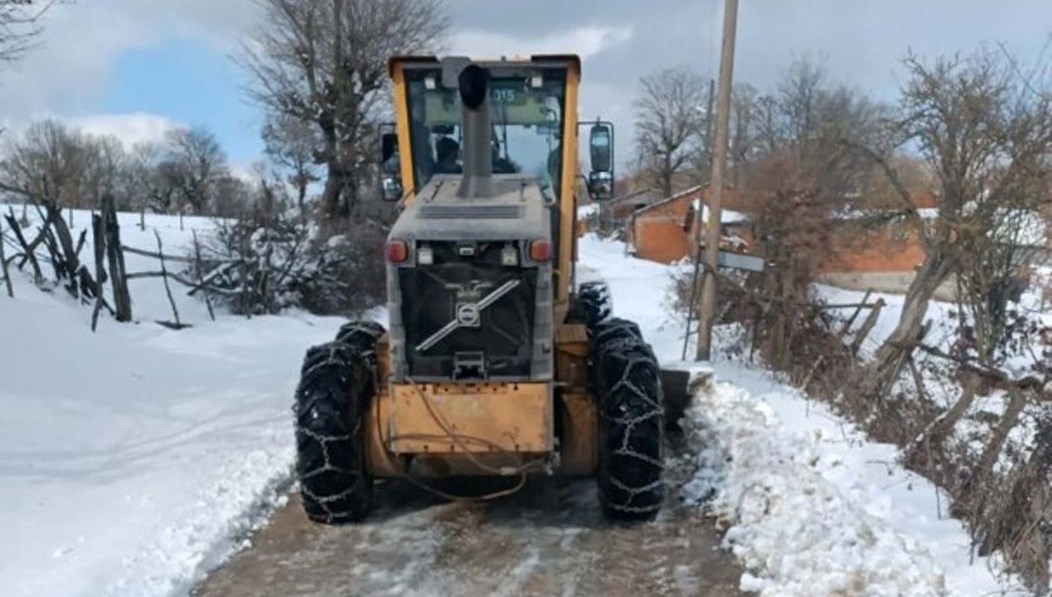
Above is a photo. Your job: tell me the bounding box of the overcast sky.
[1,0,1050,169]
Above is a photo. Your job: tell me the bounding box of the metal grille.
[399,259,536,380]
[418,205,524,220]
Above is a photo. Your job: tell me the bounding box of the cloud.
[68,113,182,148]
[4,0,1052,173]
[0,0,259,126]
[450,25,633,61]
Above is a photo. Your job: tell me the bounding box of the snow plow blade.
[660,364,713,430]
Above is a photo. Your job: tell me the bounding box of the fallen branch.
[911,342,1047,393]
[121,244,201,264]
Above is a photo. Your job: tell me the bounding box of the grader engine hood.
[386,177,555,383]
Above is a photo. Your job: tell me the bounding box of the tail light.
[529,239,552,262]
[386,240,409,263]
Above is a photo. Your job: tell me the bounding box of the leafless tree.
[954,207,1045,367]
[239,0,448,218]
[124,141,172,214]
[861,49,1052,394]
[211,172,252,218]
[633,68,707,198]
[0,0,58,64]
[725,58,892,212]
[728,82,758,189]
[160,127,228,215]
[81,135,128,209]
[262,112,320,213]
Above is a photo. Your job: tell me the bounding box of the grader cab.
[293,55,666,523]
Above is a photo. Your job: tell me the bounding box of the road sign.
[717,251,766,272]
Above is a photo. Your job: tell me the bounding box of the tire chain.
[594,318,665,520]
[294,324,382,524]
[576,281,613,328]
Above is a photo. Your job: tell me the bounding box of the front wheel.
[294,337,377,524]
[593,318,665,522]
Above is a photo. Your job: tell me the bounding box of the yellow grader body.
[293,54,666,523]
[365,324,596,478]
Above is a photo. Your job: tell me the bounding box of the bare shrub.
[190,206,386,318]
[298,219,386,316]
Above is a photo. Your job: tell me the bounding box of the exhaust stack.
[456,64,495,199]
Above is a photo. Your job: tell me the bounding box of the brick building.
[625,185,750,263]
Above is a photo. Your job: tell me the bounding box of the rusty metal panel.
[555,323,589,390]
[363,384,404,478]
[386,383,552,454]
[555,323,588,346]
[558,391,597,475]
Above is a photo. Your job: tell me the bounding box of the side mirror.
[381,132,398,164]
[587,121,614,201]
[379,126,402,202]
[589,123,612,173]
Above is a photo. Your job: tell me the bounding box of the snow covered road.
[3,227,1027,596]
[196,465,746,597]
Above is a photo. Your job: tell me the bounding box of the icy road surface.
[195,464,746,597]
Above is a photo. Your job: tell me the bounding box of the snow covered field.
[0,217,1029,596]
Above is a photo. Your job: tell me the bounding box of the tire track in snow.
[195,475,746,597]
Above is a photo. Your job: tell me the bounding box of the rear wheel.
[335,320,385,360]
[593,318,665,522]
[294,333,379,524]
[573,281,613,328]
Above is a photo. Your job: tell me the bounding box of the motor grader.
[293,55,666,523]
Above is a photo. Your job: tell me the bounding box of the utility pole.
[679,77,717,361]
[695,0,739,361]
[704,78,716,179]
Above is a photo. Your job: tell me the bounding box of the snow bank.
[576,235,1024,596]
[679,377,946,596]
[0,209,361,596]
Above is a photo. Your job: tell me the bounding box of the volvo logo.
[415,280,521,353]
[456,303,481,327]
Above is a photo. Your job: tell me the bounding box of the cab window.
[404,68,567,201]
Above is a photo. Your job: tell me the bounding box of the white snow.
[576,202,600,219]
[0,220,1031,597]
[679,376,947,596]
[0,209,357,596]
[578,233,1026,596]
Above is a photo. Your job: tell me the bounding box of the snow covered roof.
[699,204,748,225]
[832,208,939,222]
[633,185,706,216]
[577,203,600,218]
[721,209,748,224]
